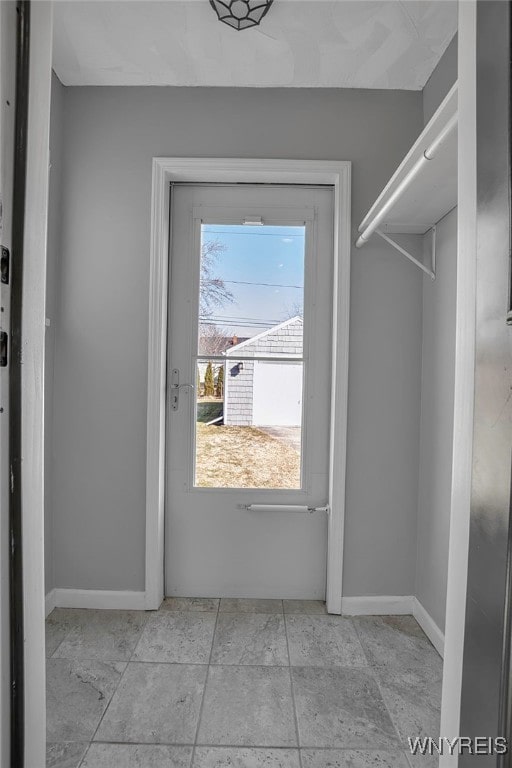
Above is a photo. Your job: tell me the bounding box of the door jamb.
[439,3,477,762]
[145,158,352,613]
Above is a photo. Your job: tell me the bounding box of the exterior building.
[224,316,303,427]
[197,332,248,396]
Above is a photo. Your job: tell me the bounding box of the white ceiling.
[52,0,457,89]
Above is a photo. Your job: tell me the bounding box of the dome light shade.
[209,0,274,30]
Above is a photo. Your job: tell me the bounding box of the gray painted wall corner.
[414,35,458,632]
[416,209,457,633]
[44,72,65,595]
[423,34,458,126]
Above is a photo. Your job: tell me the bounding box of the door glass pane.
[195,223,305,489]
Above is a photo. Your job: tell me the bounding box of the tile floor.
[45,598,442,768]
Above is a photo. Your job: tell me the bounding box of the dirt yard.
[195,423,301,488]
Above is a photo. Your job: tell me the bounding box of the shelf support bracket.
[376,226,436,281]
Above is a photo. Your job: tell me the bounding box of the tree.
[199,323,231,356]
[204,361,215,397]
[215,365,224,399]
[200,239,234,317]
[282,300,304,321]
[199,240,232,401]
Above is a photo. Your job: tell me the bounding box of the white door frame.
[439,1,477,762]
[145,158,351,613]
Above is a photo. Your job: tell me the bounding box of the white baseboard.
[340,594,444,657]
[412,597,445,658]
[51,589,147,611]
[44,588,443,658]
[341,595,414,616]
[45,588,57,618]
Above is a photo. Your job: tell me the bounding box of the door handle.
[170,368,195,411]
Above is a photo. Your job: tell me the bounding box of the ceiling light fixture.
[209,0,274,31]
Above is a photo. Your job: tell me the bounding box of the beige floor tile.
[193,747,300,767]
[301,749,410,767]
[285,616,366,667]
[283,601,327,615]
[52,609,147,662]
[46,659,125,742]
[161,597,219,612]
[94,662,206,744]
[292,667,399,749]
[211,614,288,666]
[353,616,441,670]
[220,599,284,614]
[46,742,88,768]
[197,666,296,747]
[81,744,193,767]
[133,612,216,663]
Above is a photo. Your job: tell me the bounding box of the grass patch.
[195,423,301,489]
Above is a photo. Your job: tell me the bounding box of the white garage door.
[252,361,303,426]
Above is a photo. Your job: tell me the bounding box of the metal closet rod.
[355,112,458,248]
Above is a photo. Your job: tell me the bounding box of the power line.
[200,318,273,324]
[201,313,301,325]
[201,279,303,289]
[200,315,280,323]
[203,230,305,237]
[204,317,274,321]
[199,320,274,328]
[225,280,302,289]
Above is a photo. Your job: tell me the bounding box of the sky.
[200,223,305,339]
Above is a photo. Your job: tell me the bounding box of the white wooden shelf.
[356,82,457,279]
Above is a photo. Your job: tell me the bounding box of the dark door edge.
[10,2,30,766]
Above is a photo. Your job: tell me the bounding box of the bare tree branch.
[200,239,234,316]
[199,323,232,356]
[282,300,304,320]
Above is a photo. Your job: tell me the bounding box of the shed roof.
[225,316,303,355]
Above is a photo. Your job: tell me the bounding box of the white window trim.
[145,158,352,613]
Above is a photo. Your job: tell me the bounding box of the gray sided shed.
[224,316,303,427]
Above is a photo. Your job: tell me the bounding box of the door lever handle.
[170,368,194,411]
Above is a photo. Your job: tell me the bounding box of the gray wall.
[416,209,457,632]
[51,86,423,595]
[414,39,458,632]
[44,73,65,594]
[423,34,458,125]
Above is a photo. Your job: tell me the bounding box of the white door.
[252,361,302,426]
[165,184,334,599]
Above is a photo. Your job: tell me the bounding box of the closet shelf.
[355,82,457,278]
